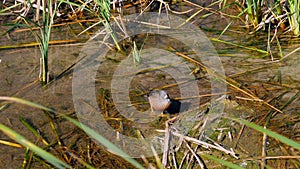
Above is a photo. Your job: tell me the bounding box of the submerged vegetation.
[0,0,300,168]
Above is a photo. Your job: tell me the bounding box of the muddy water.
[0,44,82,167]
[1,12,300,169]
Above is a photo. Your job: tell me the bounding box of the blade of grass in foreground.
[231,118,300,150]
[0,123,69,169]
[0,96,144,168]
[0,96,54,113]
[61,114,145,169]
[202,154,244,169]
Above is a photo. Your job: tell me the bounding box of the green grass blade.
[211,38,268,54]
[0,2,22,13]
[219,8,248,38]
[61,114,145,169]
[19,116,49,145]
[0,96,55,113]
[58,0,93,13]
[202,154,245,169]
[22,147,31,169]
[231,118,300,150]
[0,123,69,169]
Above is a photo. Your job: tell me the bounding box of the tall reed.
[94,0,122,51]
[60,0,122,51]
[246,0,262,26]
[287,0,300,35]
[36,0,62,84]
[18,0,63,84]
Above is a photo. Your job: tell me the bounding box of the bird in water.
[147,90,181,114]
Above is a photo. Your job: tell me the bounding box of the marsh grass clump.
[0,0,122,84]
[229,0,300,36]
[35,0,62,84]
[1,0,63,84]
